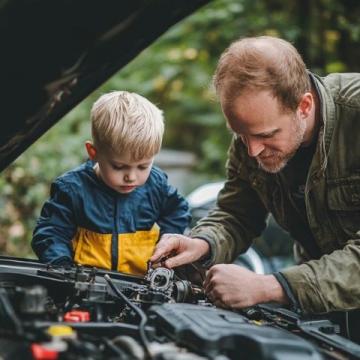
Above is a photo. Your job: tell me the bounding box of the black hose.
[102,337,131,359]
[190,262,206,283]
[0,289,24,336]
[103,274,152,359]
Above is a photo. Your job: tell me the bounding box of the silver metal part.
[145,267,174,292]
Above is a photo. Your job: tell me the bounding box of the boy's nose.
[124,173,136,183]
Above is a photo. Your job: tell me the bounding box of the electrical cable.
[190,262,206,283]
[104,274,152,359]
[345,311,350,339]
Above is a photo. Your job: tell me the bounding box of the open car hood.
[0,0,209,171]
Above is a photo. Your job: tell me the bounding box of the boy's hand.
[150,234,210,268]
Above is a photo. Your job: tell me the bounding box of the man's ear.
[85,141,97,160]
[298,92,313,119]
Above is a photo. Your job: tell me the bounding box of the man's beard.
[256,115,306,173]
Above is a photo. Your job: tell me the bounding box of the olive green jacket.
[191,73,360,314]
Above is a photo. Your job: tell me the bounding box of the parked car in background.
[187,181,296,273]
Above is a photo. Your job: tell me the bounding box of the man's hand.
[203,264,288,309]
[150,234,210,268]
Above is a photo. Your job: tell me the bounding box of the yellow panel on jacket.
[118,223,160,275]
[73,228,112,269]
[72,224,159,275]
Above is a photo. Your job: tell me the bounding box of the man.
[151,36,360,320]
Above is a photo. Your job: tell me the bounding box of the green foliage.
[1,0,360,257]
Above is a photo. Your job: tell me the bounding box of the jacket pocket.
[327,177,360,240]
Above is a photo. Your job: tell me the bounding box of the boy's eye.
[111,164,124,170]
[257,133,274,139]
[138,165,150,170]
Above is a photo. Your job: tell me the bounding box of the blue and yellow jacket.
[32,161,191,275]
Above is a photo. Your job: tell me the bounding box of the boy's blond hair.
[90,91,164,160]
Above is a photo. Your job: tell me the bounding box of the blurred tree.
[1,0,360,257]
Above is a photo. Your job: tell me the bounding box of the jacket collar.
[307,72,336,182]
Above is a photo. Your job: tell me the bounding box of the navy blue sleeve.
[157,177,191,235]
[31,179,77,264]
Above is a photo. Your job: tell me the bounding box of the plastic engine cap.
[47,325,75,337]
[31,344,59,360]
[64,310,90,322]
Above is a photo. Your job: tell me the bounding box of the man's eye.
[259,134,273,139]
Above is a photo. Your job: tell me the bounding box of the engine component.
[149,303,322,360]
[0,257,359,360]
[145,267,174,293]
[18,286,48,315]
[63,310,91,322]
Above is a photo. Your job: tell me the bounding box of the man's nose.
[246,138,265,157]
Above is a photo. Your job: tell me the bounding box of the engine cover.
[149,303,322,359]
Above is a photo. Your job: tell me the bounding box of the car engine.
[0,256,359,360]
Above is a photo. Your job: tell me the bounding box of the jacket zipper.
[111,197,119,271]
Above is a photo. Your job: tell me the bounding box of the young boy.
[32,91,191,275]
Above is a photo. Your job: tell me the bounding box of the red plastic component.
[63,310,90,322]
[31,344,59,360]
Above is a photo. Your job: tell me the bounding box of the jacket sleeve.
[32,179,77,264]
[280,239,360,313]
[190,137,268,265]
[157,177,191,235]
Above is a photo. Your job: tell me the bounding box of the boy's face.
[85,142,154,194]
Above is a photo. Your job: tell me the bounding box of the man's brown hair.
[213,36,311,112]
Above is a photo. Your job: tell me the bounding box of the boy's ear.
[85,141,97,160]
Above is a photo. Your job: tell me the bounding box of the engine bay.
[0,256,359,360]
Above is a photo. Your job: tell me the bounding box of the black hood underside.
[0,0,209,171]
